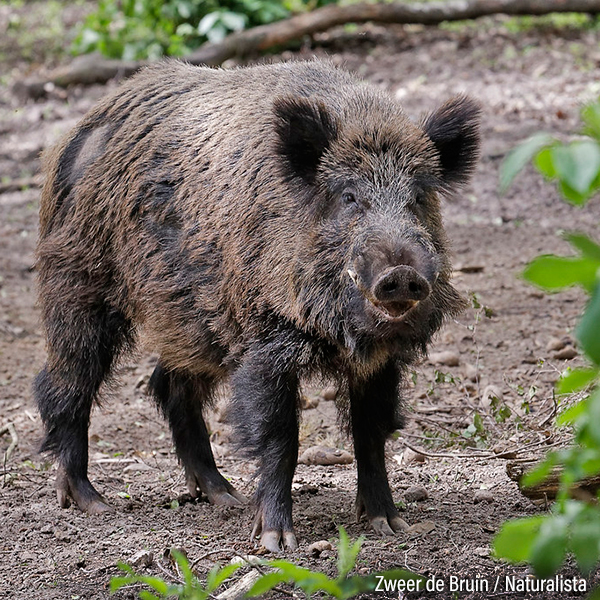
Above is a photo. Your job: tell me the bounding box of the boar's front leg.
[350,361,408,536]
[148,362,246,506]
[230,342,300,552]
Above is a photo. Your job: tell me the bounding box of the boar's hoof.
[251,513,298,553]
[259,530,298,554]
[356,496,409,536]
[369,515,410,537]
[56,466,113,514]
[185,472,247,506]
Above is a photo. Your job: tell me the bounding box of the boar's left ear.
[422,95,481,188]
[273,96,338,183]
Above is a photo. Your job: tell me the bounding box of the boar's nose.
[372,265,431,305]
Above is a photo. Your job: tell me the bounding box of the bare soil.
[2,12,600,600]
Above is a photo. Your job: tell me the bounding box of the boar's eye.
[341,191,357,205]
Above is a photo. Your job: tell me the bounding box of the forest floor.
[2,6,600,600]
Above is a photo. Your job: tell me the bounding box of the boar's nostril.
[408,280,423,295]
[381,280,398,294]
[373,266,430,304]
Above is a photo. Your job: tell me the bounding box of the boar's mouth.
[347,268,426,322]
[369,298,420,321]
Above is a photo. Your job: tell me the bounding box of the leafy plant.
[494,97,600,577]
[247,528,421,598]
[110,528,421,599]
[111,549,241,599]
[73,0,337,60]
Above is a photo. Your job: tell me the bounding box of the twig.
[1,423,18,462]
[538,390,558,428]
[403,441,494,459]
[190,548,294,597]
[156,558,184,585]
[189,548,240,571]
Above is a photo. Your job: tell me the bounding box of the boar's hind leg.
[350,361,409,536]
[148,362,246,506]
[34,303,132,514]
[229,347,300,553]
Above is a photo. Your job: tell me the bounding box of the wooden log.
[507,460,600,502]
[14,0,600,98]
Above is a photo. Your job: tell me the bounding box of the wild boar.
[34,60,480,552]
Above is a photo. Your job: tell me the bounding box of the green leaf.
[139,592,160,600]
[582,101,600,140]
[220,11,247,32]
[205,563,241,593]
[557,398,589,426]
[336,527,363,579]
[197,11,220,35]
[578,454,600,478]
[246,572,289,596]
[521,453,558,488]
[523,254,600,293]
[564,232,600,261]
[136,576,170,595]
[500,132,554,193]
[170,550,193,588]
[557,367,599,394]
[577,284,600,364]
[534,146,556,178]
[558,179,590,205]
[493,516,544,562]
[109,576,135,592]
[585,389,600,445]
[473,412,486,436]
[176,1,192,19]
[269,560,317,581]
[266,559,338,596]
[206,23,227,43]
[530,517,567,578]
[552,141,600,196]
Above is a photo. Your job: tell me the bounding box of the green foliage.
[110,529,422,599]
[503,13,599,34]
[494,98,600,578]
[246,527,421,599]
[73,0,337,60]
[110,550,241,599]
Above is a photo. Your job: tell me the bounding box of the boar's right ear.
[423,95,481,189]
[273,96,338,183]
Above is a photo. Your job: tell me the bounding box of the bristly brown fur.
[34,60,480,548]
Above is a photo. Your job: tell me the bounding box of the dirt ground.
[2,9,600,600]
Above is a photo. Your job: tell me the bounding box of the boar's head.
[273,91,480,367]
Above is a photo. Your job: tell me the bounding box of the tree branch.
[14,0,600,99]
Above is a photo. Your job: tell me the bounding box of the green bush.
[73,0,337,60]
[494,98,600,579]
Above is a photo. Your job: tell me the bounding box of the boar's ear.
[423,95,481,188]
[273,96,338,183]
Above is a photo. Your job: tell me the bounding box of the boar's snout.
[348,233,438,323]
[370,266,431,320]
[373,265,431,303]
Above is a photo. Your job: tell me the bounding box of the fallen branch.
[14,0,600,98]
[186,0,600,66]
[216,571,262,600]
[507,460,600,501]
